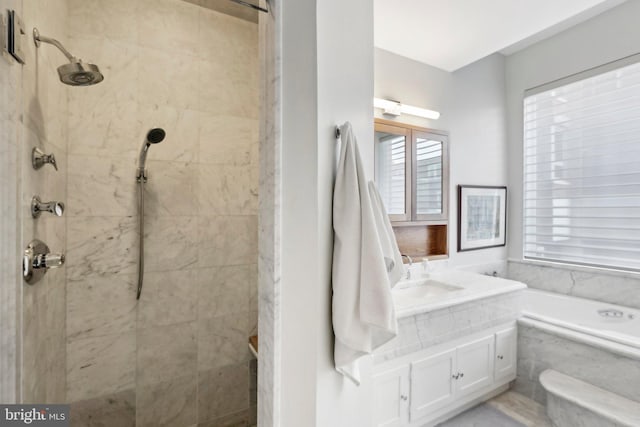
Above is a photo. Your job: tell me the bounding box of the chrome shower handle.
[32,147,58,171]
[23,239,65,284]
[33,253,65,269]
[31,196,64,218]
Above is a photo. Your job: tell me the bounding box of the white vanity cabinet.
[494,326,517,381]
[373,365,410,427]
[373,324,517,427]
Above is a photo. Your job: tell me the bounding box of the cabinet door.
[409,348,456,420]
[373,364,410,427]
[455,335,494,398]
[494,327,517,381]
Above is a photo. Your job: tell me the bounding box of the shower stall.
[0,0,262,425]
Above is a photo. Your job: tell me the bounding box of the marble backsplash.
[374,291,523,364]
[515,323,640,405]
[507,260,640,309]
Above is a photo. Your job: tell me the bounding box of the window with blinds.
[523,56,640,272]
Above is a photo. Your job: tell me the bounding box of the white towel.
[332,122,397,385]
[368,181,404,287]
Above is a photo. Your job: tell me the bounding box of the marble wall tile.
[136,374,197,427]
[66,216,138,281]
[507,260,640,309]
[198,362,250,424]
[137,47,200,111]
[198,59,258,119]
[198,409,251,427]
[137,0,200,57]
[257,4,281,424]
[197,265,251,318]
[139,105,200,163]
[546,392,617,427]
[198,6,258,62]
[67,38,140,159]
[67,155,137,217]
[70,389,135,427]
[144,160,198,217]
[515,324,640,404]
[197,215,258,267]
[67,275,137,341]
[199,115,257,166]
[198,312,250,371]
[18,0,69,405]
[144,215,198,271]
[67,332,136,402]
[63,0,260,418]
[137,269,198,328]
[248,264,258,335]
[21,279,48,403]
[197,164,258,215]
[136,321,197,386]
[68,0,139,44]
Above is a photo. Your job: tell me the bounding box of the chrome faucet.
[31,196,64,218]
[401,254,413,279]
[32,147,58,171]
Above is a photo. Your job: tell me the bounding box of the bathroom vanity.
[373,271,526,427]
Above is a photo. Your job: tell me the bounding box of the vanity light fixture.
[374,97,440,120]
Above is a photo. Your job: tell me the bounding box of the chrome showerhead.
[57,61,104,86]
[33,27,104,87]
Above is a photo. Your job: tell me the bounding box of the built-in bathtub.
[515,289,640,405]
[521,289,640,353]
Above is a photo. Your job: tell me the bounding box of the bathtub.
[521,289,640,354]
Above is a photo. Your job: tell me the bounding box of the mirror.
[374,120,449,222]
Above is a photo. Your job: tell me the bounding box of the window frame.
[374,119,449,223]
[521,53,640,272]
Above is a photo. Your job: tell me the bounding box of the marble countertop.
[393,270,527,318]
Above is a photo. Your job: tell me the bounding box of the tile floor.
[436,391,552,427]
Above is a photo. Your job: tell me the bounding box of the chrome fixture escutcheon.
[23,239,65,285]
[31,195,64,218]
[32,147,58,171]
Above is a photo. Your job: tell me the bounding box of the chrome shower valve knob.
[33,253,65,269]
[23,239,65,285]
[31,195,64,218]
[32,147,58,171]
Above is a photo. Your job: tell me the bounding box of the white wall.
[316,0,375,425]
[505,0,640,259]
[374,49,508,269]
[279,0,375,425]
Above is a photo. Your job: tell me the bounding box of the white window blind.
[523,57,640,272]
[375,133,406,215]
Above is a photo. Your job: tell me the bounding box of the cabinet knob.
[452,373,459,379]
[400,395,408,401]
[459,373,464,378]
[497,355,504,360]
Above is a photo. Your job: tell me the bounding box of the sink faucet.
[401,254,413,279]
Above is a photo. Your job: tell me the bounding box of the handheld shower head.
[146,128,166,144]
[137,128,166,180]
